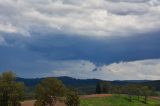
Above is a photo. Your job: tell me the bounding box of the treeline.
[16,77,160,95]
[0,71,80,106]
[96,81,156,103]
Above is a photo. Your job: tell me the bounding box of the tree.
[10,82,25,106]
[65,90,80,106]
[141,86,151,104]
[96,82,101,94]
[34,78,66,106]
[101,81,111,93]
[134,85,142,101]
[125,84,135,102]
[0,71,25,106]
[110,85,121,94]
[96,81,111,94]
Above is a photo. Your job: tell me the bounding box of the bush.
[65,91,80,106]
[34,78,66,106]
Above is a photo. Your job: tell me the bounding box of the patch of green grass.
[80,95,160,106]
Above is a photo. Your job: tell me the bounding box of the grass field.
[21,94,160,106]
[80,95,160,106]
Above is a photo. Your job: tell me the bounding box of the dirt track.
[80,94,112,99]
[21,94,112,106]
[21,100,36,106]
[150,96,160,100]
[21,100,66,106]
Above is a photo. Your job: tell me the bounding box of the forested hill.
[16,76,102,87]
[16,77,160,91]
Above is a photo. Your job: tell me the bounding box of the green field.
[80,95,160,106]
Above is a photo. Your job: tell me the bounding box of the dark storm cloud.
[0,31,160,78]
[2,30,160,64]
[25,31,160,64]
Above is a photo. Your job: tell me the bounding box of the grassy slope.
[80,95,160,106]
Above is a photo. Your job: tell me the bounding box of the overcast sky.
[0,0,160,80]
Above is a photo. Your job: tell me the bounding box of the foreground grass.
[80,95,160,106]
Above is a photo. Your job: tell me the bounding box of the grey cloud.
[0,30,160,65]
[50,59,160,80]
[0,32,160,78]
[23,31,160,63]
[0,0,160,39]
[109,0,150,3]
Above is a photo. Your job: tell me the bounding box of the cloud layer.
[32,59,160,80]
[0,0,160,39]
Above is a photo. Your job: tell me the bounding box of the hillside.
[16,76,102,87]
[16,77,160,93]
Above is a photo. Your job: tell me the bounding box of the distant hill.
[16,76,102,87]
[16,77,160,94]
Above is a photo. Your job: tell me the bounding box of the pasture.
[81,95,160,106]
[21,94,160,106]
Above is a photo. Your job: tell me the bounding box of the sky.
[0,0,160,80]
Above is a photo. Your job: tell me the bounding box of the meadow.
[21,94,160,106]
[80,95,160,106]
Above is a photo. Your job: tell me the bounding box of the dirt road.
[80,94,112,99]
[150,96,160,100]
[21,94,112,106]
[21,100,66,106]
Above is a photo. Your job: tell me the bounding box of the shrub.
[65,91,80,106]
[34,78,66,106]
